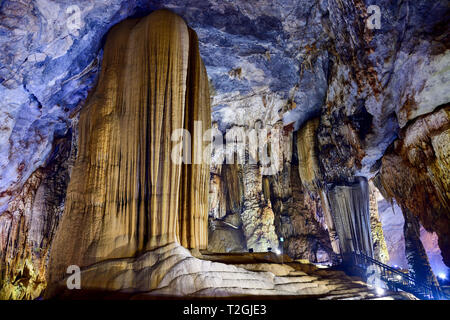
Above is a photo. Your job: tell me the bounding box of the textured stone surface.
[0,132,72,299]
[369,182,389,264]
[0,0,448,299]
[402,206,440,288]
[327,178,373,257]
[208,120,335,262]
[317,0,449,184]
[46,242,415,300]
[378,199,449,276]
[0,0,330,214]
[378,106,450,266]
[268,162,337,264]
[47,10,211,287]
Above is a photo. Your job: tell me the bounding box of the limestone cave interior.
[0,0,449,305]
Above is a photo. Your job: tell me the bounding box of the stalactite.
[209,150,244,220]
[328,178,373,258]
[48,10,211,287]
[222,162,245,215]
[403,206,440,289]
[268,162,337,263]
[319,189,341,255]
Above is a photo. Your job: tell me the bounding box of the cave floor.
[50,250,416,300]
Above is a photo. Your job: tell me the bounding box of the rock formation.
[0,0,448,300]
[378,106,450,266]
[207,119,337,263]
[368,182,389,264]
[327,178,373,258]
[378,199,449,278]
[47,10,211,289]
[48,242,415,300]
[403,207,440,289]
[0,132,73,299]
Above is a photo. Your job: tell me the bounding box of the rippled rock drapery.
[328,178,373,258]
[47,10,211,289]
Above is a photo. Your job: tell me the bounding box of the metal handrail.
[349,251,442,300]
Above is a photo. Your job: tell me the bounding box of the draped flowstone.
[296,118,340,254]
[296,118,321,192]
[47,10,210,286]
[328,178,373,258]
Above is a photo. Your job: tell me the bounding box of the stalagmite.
[47,10,210,287]
[328,178,373,258]
[241,163,279,252]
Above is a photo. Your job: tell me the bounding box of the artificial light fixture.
[375,287,385,296]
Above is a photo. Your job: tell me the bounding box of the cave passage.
[0,2,448,301]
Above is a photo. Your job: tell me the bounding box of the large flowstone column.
[48,10,211,287]
[328,178,373,258]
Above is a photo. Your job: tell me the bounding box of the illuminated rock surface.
[47,242,415,300]
[0,0,448,300]
[378,106,450,266]
[47,10,211,288]
[378,199,449,277]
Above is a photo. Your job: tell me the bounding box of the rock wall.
[0,131,73,299]
[403,206,440,288]
[208,118,337,264]
[378,106,450,266]
[378,199,449,277]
